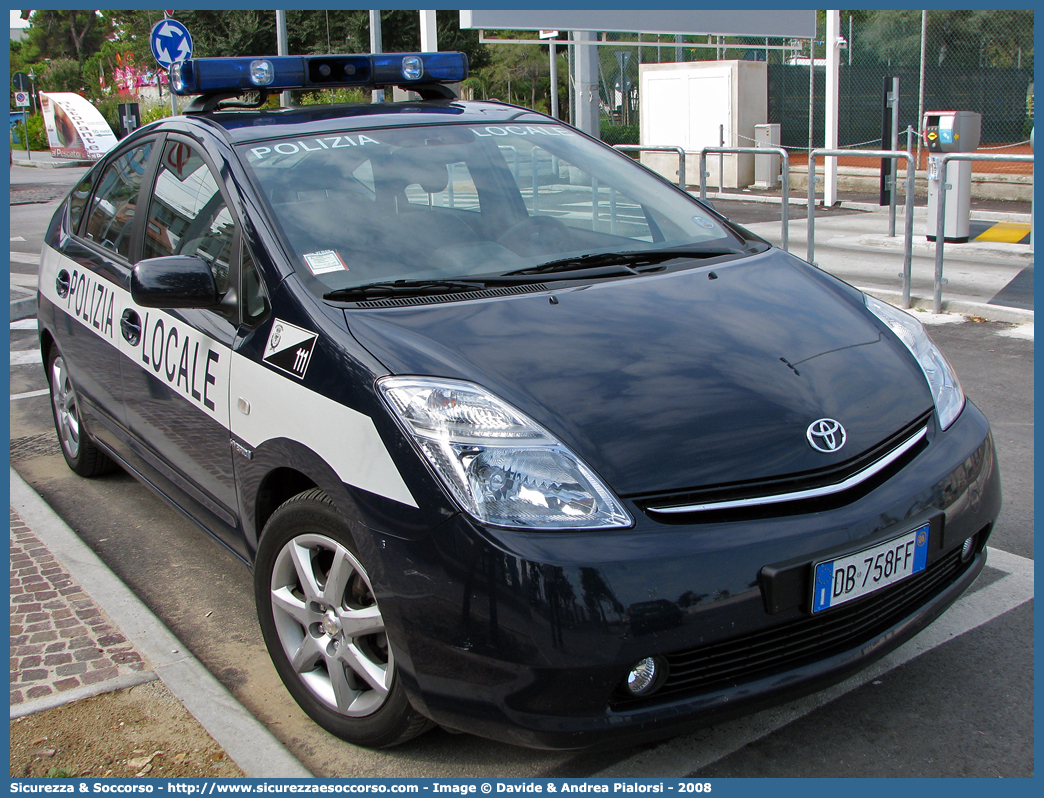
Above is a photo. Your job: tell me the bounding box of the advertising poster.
[39,91,119,160]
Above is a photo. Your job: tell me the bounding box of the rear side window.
[142,140,236,294]
[83,142,154,259]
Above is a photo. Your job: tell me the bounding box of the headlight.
[378,377,632,529]
[865,295,965,430]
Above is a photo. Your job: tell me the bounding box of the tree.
[25,9,110,64]
[856,9,1034,69]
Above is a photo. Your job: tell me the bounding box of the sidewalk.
[9,468,312,779]
[11,150,93,169]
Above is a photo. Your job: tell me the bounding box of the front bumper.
[370,401,1001,749]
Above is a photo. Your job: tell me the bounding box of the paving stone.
[73,648,103,662]
[81,667,119,685]
[10,509,152,708]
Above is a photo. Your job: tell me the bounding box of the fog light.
[626,657,661,696]
[961,535,976,561]
[249,59,275,87]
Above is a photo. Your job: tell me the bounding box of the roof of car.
[176,99,557,144]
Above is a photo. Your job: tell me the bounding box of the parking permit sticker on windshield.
[264,319,318,379]
[303,250,348,275]
[692,216,716,230]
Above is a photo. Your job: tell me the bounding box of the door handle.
[55,270,71,298]
[120,309,141,345]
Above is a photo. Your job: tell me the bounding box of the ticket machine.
[923,110,981,242]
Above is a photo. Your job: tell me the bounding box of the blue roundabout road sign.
[150,18,193,70]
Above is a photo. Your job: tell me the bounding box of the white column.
[276,10,291,108]
[369,10,384,103]
[824,10,841,206]
[419,10,437,51]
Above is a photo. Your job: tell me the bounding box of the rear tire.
[254,489,433,748]
[47,347,117,477]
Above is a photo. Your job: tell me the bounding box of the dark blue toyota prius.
[37,52,1000,750]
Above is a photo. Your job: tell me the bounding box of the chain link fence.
[594,11,1033,175]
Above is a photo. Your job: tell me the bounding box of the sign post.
[150,14,193,117]
[12,77,33,161]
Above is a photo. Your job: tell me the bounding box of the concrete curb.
[11,297,37,322]
[11,671,158,720]
[12,159,93,169]
[9,468,313,779]
[860,288,1034,326]
[696,190,1033,223]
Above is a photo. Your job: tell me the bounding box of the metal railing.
[808,148,916,308]
[932,152,1035,313]
[612,145,686,190]
[699,146,791,252]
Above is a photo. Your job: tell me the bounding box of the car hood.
[345,250,934,496]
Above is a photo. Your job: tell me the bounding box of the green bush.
[10,112,49,151]
[299,87,369,105]
[600,123,640,146]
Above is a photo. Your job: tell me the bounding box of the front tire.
[47,347,116,477]
[254,489,432,748]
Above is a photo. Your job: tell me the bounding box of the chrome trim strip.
[648,427,928,515]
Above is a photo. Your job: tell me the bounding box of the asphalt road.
[9,166,1034,778]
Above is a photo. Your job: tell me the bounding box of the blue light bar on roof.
[169,52,468,96]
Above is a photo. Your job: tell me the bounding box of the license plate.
[811,524,930,613]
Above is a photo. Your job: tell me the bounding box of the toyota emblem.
[807,419,846,453]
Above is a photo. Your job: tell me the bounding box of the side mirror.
[131,255,220,309]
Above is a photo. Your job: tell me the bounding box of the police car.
[38,52,1001,750]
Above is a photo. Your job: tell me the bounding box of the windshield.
[239,120,754,296]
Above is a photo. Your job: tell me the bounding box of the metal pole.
[933,156,948,314]
[888,76,900,237]
[567,33,575,125]
[780,150,790,252]
[22,114,31,161]
[699,151,707,202]
[718,124,724,193]
[807,151,817,264]
[369,10,384,103]
[163,11,178,116]
[808,38,815,153]
[549,41,558,119]
[612,145,685,190]
[276,10,291,107]
[916,10,927,172]
[902,154,915,308]
[695,146,789,251]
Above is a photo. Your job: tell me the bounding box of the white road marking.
[10,272,38,287]
[10,318,38,330]
[913,311,967,325]
[11,349,42,366]
[11,251,41,265]
[11,236,26,242]
[996,323,1034,341]
[11,388,49,401]
[596,546,1033,777]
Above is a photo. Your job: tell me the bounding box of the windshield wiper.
[324,279,490,301]
[504,248,744,277]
